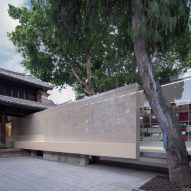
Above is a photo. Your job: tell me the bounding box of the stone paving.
[0,157,159,191]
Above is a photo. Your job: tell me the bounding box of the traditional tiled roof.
[0,68,53,90]
[0,95,54,111]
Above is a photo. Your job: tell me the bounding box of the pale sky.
[0,0,75,104]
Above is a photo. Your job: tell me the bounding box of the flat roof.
[0,68,53,90]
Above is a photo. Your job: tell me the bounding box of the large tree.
[131,0,191,185]
[8,0,181,97]
[8,1,138,97]
[49,0,191,185]
[8,0,191,185]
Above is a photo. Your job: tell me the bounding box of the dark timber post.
[1,112,6,144]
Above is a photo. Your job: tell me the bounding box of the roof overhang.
[0,68,53,90]
[0,95,49,116]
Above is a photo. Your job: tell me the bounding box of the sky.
[0,0,75,104]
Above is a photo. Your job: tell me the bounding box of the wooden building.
[0,68,54,146]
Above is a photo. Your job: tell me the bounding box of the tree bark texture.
[132,0,191,186]
[85,56,95,95]
[63,58,95,96]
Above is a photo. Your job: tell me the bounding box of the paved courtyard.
[0,157,158,191]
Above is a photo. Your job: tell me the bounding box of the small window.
[18,89,24,99]
[13,88,19,98]
[30,92,36,101]
[6,87,12,97]
[0,84,5,95]
[25,91,30,100]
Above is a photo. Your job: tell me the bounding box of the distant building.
[0,68,54,145]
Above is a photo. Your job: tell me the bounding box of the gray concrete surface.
[14,84,140,159]
[0,156,159,191]
[43,152,89,166]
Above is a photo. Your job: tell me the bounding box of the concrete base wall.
[43,151,89,166]
[15,141,137,159]
[31,150,37,157]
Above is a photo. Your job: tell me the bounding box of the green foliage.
[48,0,191,80]
[8,0,191,97]
[145,0,190,54]
[8,0,137,96]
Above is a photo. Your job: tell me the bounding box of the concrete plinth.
[43,151,89,166]
[31,150,37,157]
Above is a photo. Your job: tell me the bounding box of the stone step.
[0,148,30,157]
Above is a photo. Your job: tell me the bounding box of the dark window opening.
[6,87,12,97]
[25,91,30,100]
[30,92,37,101]
[0,84,5,95]
[13,88,19,98]
[18,89,24,99]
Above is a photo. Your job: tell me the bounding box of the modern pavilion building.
[11,73,191,167]
[1,67,191,167]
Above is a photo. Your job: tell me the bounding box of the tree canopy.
[49,0,191,73]
[8,0,191,97]
[8,0,138,97]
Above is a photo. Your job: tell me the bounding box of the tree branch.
[61,58,94,95]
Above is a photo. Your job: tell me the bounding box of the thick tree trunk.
[70,63,95,96]
[132,0,191,186]
[85,56,95,95]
